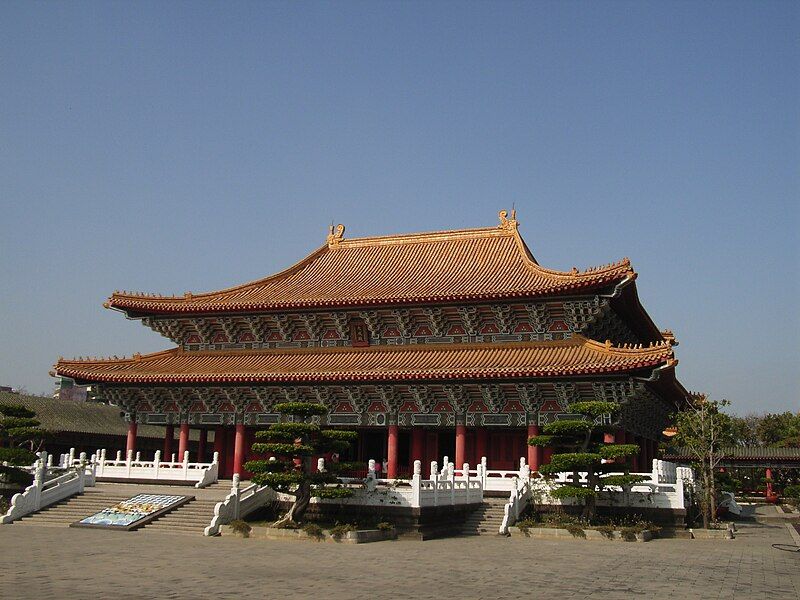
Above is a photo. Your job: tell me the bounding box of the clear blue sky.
[1,2,797,414]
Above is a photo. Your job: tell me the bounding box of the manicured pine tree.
[244,401,358,527]
[0,401,47,486]
[528,401,642,521]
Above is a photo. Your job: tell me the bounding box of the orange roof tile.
[106,215,634,315]
[54,335,674,385]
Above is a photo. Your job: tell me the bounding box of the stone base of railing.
[221,525,398,544]
[284,499,482,541]
[93,477,202,486]
[508,526,655,542]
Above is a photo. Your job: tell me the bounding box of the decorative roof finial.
[498,209,518,232]
[327,223,345,247]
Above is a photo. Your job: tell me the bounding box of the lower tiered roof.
[54,335,675,385]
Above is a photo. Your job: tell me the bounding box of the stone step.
[461,501,509,536]
[141,526,204,534]
[143,522,204,530]
[150,514,211,522]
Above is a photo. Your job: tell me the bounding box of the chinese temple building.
[54,211,687,479]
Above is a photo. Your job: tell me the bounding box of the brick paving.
[0,520,798,599]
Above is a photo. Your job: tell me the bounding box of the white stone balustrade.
[540,459,693,512]
[313,457,483,509]
[68,448,219,488]
[204,474,277,536]
[2,452,91,524]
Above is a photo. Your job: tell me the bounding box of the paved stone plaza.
[1,520,798,599]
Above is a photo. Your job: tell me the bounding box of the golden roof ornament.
[661,329,678,346]
[327,223,345,247]
[498,209,518,232]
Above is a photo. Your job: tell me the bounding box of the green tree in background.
[672,394,735,528]
[0,401,47,486]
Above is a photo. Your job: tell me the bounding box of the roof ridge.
[105,211,636,312]
[333,224,510,248]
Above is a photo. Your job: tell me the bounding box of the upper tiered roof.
[53,335,675,384]
[106,211,635,315]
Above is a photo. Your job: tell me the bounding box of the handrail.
[2,452,90,524]
[67,448,219,488]
[204,474,276,536]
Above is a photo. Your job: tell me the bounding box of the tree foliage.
[729,411,800,448]
[245,402,357,527]
[528,401,638,521]
[671,394,735,528]
[0,401,47,485]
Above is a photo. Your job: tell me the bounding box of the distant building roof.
[665,446,800,467]
[0,391,183,440]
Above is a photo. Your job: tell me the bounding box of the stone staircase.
[461,498,508,536]
[201,479,236,493]
[139,498,219,535]
[10,484,228,535]
[12,489,130,528]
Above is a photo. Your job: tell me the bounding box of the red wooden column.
[213,426,225,457]
[163,425,174,458]
[387,424,399,478]
[178,422,190,459]
[475,427,488,463]
[603,431,616,444]
[197,429,207,462]
[411,427,425,464]
[126,421,137,454]
[425,431,438,466]
[628,432,639,472]
[765,468,775,501]
[233,423,246,476]
[455,424,467,468]
[527,424,541,471]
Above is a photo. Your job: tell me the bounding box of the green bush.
[376,522,394,532]
[598,444,640,460]
[542,420,591,437]
[302,523,325,540]
[551,485,596,500]
[0,465,33,486]
[228,519,252,538]
[783,484,800,499]
[567,401,618,419]
[595,525,615,539]
[329,523,356,540]
[565,523,586,539]
[313,485,355,499]
[0,447,38,466]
